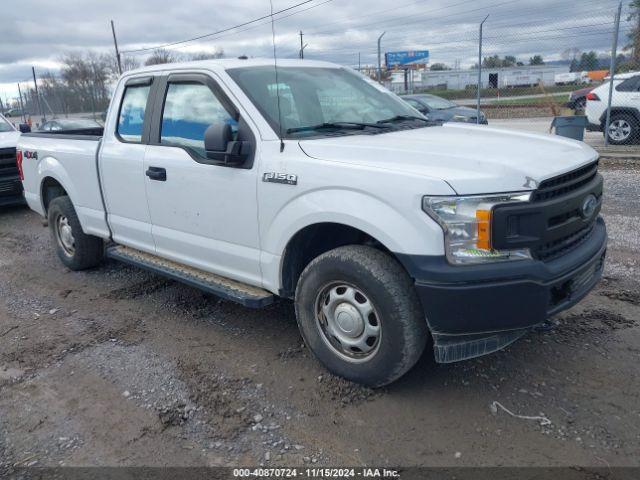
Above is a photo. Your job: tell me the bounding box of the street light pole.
[17,84,26,123]
[477,14,489,124]
[604,2,623,146]
[377,32,386,83]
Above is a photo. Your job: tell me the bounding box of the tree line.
[19,48,224,116]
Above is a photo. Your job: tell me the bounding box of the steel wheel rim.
[609,119,631,141]
[314,282,382,363]
[55,214,75,257]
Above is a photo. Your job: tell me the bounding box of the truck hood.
[298,123,598,194]
[0,131,20,149]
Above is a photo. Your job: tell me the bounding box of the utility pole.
[476,15,489,125]
[17,84,26,122]
[111,20,123,75]
[299,31,304,59]
[32,66,45,123]
[377,31,386,83]
[358,52,361,71]
[604,1,623,146]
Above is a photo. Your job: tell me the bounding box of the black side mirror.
[204,122,249,166]
[204,123,232,152]
[19,123,31,133]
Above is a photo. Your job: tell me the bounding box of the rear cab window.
[117,83,151,142]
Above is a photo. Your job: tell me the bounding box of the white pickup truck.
[19,59,606,386]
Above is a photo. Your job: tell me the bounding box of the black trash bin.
[551,115,588,141]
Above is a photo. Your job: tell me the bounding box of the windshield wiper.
[376,115,431,124]
[286,122,387,134]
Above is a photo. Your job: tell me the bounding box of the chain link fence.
[382,1,639,152]
[1,1,638,151]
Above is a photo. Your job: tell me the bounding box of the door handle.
[146,167,166,181]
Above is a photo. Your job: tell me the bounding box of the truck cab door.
[99,77,157,252]
[143,73,262,286]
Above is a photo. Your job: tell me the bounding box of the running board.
[105,245,275,308]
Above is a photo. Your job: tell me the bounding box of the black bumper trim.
[396,217,607,337]
[0,175,25,206]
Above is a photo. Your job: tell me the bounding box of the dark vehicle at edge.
[403,94,488,125]
[37,118,104,136]
[566,85,595,113]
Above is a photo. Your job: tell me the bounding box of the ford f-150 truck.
[18,59,606,386]
[0,113,24,206]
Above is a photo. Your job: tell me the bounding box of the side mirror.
[204,122,250,166]
[204,123,233,152]
[19,123,31,133]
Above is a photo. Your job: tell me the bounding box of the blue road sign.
[385,50,430,67]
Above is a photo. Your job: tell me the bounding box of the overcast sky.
[0,0,631,100]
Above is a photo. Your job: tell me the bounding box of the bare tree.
[189,48,225,61]
[144,49,181,66]
[59,52,113,113]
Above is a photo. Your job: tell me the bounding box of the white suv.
[585,71,640,145]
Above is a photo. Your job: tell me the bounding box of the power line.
[121,0,321,54]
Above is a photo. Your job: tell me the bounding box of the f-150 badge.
[263,172,297,185]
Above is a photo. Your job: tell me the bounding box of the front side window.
[227,66,425,138]
[160,82,236,157]
[117,83,151,142]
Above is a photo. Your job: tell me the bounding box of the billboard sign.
[385,50,429,67]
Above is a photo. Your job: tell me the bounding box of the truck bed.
[19,132,109,238]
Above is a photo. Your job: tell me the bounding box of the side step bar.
[105,245,275,308]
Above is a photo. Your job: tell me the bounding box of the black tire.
[294,245,428,387]
[47,196,104,270]
[605,113,639,145]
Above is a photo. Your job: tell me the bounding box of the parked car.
[38,118,103,135]
[0,114,25,207]
[3,108,23,118]
[403,94,488,124]
[566,85,595,113]
[585,71,640,145]
[19,59,606,386]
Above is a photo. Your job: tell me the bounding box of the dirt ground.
[0,158,639,474]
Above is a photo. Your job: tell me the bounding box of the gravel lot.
[0,158,639,473]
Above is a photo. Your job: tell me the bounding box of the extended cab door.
[143,72,262,286]
[99,76,156,252]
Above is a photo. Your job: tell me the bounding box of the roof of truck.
[125,57,342,77]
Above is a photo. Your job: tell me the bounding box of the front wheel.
[48,196,104,270]
[294,245,428,387]
[606,113,639,145]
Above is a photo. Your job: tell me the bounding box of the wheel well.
[600,107,640,125]
[280,223,392,298]
[41,177,68,213]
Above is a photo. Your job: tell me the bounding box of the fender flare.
[263,188,443,258]
[37,156,80,213]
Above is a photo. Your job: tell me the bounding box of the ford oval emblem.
[581,194,597,219]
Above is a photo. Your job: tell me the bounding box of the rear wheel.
[606,113,639,145]
[48,196,104,270]
[294,245,428,387]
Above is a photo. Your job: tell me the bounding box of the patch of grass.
[491,93,569,106]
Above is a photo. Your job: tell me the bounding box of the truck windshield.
[227,66,428,138]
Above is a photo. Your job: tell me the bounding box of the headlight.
[423,193,532,265]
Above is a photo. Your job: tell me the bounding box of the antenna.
[269,0,285,152]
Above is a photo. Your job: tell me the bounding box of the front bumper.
[397,217,607,363]
[0,174,25,207]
